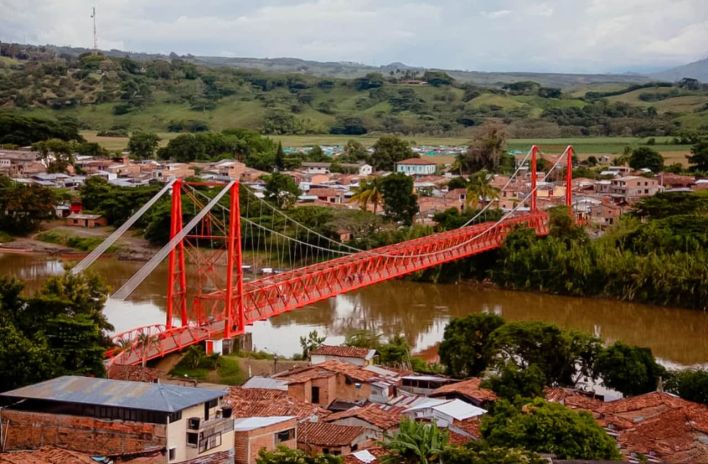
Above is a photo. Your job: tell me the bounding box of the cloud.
[482,9,512,19]
[0,0,706,73]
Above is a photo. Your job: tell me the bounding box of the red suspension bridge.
[72,145,575,366]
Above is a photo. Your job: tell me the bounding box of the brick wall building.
[233,416,297,464]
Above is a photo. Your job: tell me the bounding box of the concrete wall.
[167,402,234,464]
[0,409,166,456]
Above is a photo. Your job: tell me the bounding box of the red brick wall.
[0,410,166,455]
[233,418,297,464]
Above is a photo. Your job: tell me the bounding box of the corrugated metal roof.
[0,376,227,413]
[233,416,294,431]
[242,376,288,390]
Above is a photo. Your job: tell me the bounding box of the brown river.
[2,252,707,367]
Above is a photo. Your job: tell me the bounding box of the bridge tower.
[165,180,245,338]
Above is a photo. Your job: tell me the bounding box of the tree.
[0,272,112,391]
[482,399,620,460]
[457,122,507,173]
[33,138,75,173]
[0,176,56,235]
[489,322,601,386]
[340,140,370,163]
[378,334,411,367]
[666,369,708,405]
[596,342,665,396]
[274,141,286,171]
[379,173,419,225]
[128,131,161,158]
[371,136,416,171]
[687,139,708,172]
[442,441,544,464]
[484,363,546,401]
[381,418,448,464]
[264,172,300,209]
[257,446,342,464]
[465,170,499,209]
[299,330,326,360]
[438,313,505,377]
[629,146,664,172]
[158,133,207,161]
[350,178,383,214]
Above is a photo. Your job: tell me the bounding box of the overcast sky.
[1,0,707,74]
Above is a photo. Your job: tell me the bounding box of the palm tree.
[136,332,158,367]
[381,418,449,464]
[350,178,383,214]
[465,169,500,210]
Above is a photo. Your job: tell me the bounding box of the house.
[301,162,331,174]
[659,173,695,189]
[227,387,330,422]
[545,388,708,464]
[399,375,455,395]
[297,422,370,456]
[0,376,235,463]
[610,176,661,202]
[233,416,297,464]
[65,213,108,228]
[403,398,487,428]
[307,188,346,204]
[325,403,405,439]
[311,345,377,367]
[272,361,397,409]
[590,202,624,228]
[429,377,498,407]
[338,163,373,176]
[395,158,437,176]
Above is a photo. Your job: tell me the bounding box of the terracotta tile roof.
[546,389,708,464]
[326,403,405,431]
[0,447,95,464]
[451,417,482,440]
[311,345,374,359]
[617,406,708,464]
[272,365,337,383]
[107,364,159,383]
[298,421,367,447]
[274,360,381,384]
[396,158,436,165]
[309,188,343,198]
[430,378,497,403]
[544,387,605,416]
[226,387,330,421]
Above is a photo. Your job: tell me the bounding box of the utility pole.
[91,7,98,53]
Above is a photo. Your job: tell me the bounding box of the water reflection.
[1,253,707,366]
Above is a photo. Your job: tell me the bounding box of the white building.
[395,158,437,176]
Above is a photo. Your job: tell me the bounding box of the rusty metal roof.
[0,376,227,413]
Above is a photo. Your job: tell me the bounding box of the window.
[311,386,320,403]
[168,448,176,461]
[198,432,222,454]
[187,432,199,447]
[275,428,295,443]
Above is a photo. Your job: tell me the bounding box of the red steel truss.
[107,212,548,365]
[107,146,574,366]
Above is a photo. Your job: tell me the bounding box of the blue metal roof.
[0,376,227,413]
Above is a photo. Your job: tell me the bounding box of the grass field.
[83,130,692,165]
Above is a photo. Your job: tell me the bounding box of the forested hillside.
[1,43,707,137]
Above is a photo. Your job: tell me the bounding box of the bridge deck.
[108,213,548,366]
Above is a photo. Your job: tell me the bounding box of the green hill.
[1,43,707,137]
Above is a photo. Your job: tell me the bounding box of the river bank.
[2,252,707,367]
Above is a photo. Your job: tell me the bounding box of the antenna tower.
[91,7,98,53]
